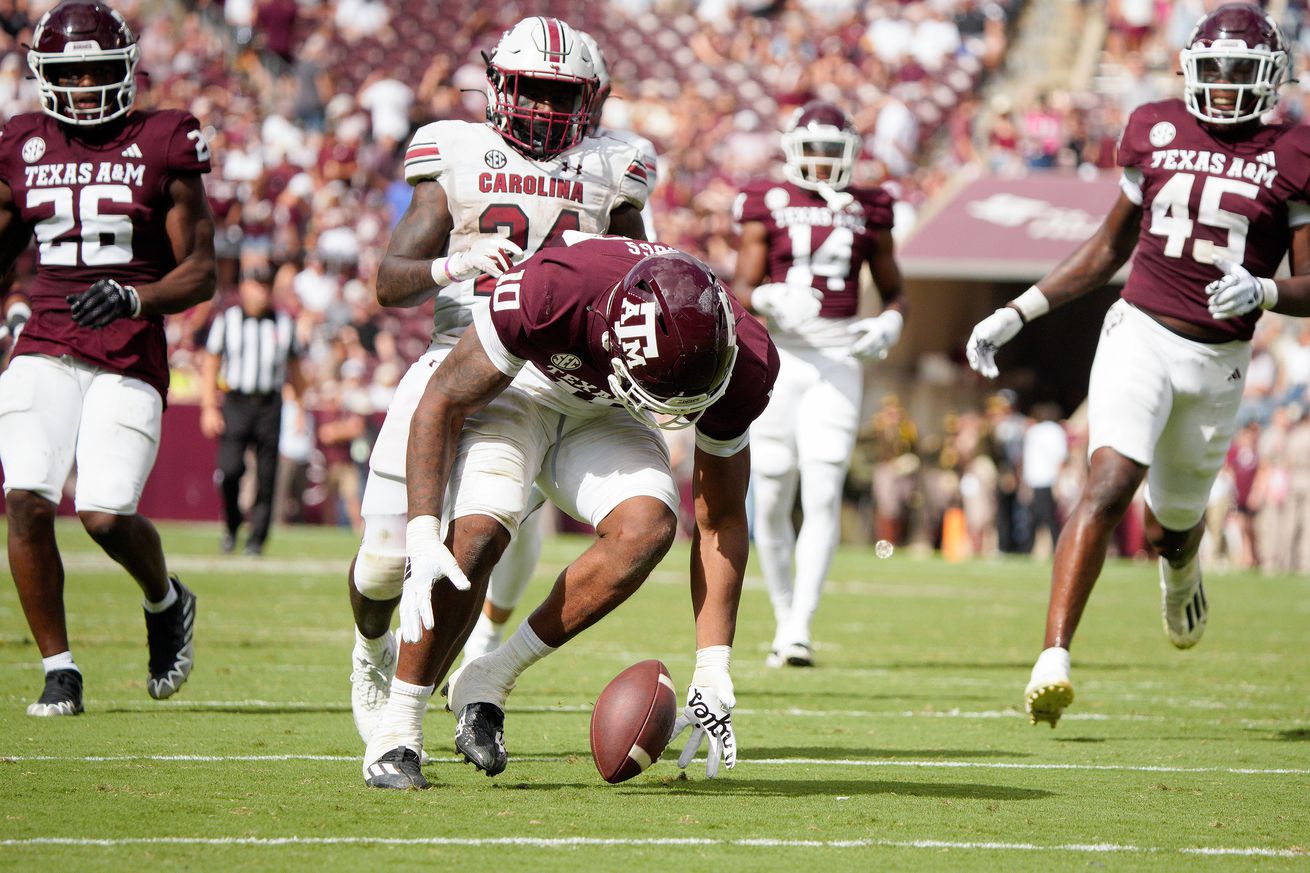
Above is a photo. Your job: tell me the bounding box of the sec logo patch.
[1149,122,1175,148]
[22,137,45,163]
[550,353,582,371]
[485,150,507,169]
[764,187,790,210]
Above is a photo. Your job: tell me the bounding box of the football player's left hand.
[66,279,140,328]
[399,516,471,644]
[1207,258,1277,319]
[670,647,737,778]
[848,309,904,360]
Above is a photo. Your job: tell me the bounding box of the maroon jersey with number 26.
[0,109,212,398]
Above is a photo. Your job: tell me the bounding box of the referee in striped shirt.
[201,276,304,555]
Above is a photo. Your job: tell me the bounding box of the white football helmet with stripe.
[485,16,598,158]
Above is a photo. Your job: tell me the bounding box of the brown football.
[589,659,678,784]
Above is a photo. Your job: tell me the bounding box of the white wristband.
[1260,277,1279,310]
[695,645,731,672]
[429,256,458,288]
[1008,285,1050,323]
[406,514,443,551]
[124,285,141,318]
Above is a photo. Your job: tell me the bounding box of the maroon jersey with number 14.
[1117,99,1310,341]
[733,179,894,319]
[0,109,212,398]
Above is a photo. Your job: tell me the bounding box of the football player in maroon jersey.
[361,236,778,789]
[965,3,1310,727]
[0,1,216,716]
[733,100,906,668]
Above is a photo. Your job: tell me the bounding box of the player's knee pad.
[353,548,406,601]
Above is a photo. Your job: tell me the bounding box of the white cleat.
[350,630,397,744]
[1160,556,1207,649]
[1024,646,1074,728]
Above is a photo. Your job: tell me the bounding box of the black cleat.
[219,531,236,554]
[364,747,429,790]
[455,702,508,776]
[782,642,814,667]
[243,540,263,557]
[27,668,84,717]
[145,576,196,700]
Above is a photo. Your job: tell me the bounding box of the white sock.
[462,612,505,663]
[363,678,432,769]
[42,652,78,674]
[355,626,392,659]
[501,620,556,673]
[143,582,178,614]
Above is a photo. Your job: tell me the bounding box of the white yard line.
[3,753,1306,776]
[0,836,1303,857]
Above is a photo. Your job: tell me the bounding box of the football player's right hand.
[751,282,822,331]
[966,307,1024,379]
[445,237,525,283]
[66,279,140,328]
[399,516,471,645]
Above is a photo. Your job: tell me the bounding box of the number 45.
[1149,172,1259,265]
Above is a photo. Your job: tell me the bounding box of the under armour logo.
[1228,367,1242,382]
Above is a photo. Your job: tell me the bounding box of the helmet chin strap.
[816,182,853,212]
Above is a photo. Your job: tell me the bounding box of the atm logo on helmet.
[614,298,660,367]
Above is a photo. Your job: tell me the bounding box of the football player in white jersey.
[445,29,661,689]
[348,15,654,746]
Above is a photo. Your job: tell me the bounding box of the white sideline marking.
[0,836,1303,857]
[3,753,1305,775]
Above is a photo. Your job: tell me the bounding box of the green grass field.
[0,520,1307,871]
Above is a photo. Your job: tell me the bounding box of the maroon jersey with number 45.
[1117,99,1310,341]
[0,109,212,398]
[733,179,894,319]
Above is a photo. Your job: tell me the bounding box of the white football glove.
[751,282,822,331]
[1206,257,1277,320]
[848,309,904,360]
[965,307,1024,380]
[670,646,737,778]
[399,516,472,645]
[432,237,524,286]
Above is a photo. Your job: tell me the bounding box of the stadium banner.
[899,171,1123,282]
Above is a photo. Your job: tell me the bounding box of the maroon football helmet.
[602,251,738,430]
[27,0,139,127]
[782,100,862,191]
[1180,3,1288,125]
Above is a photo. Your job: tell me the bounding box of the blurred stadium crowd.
[1,0,1308,572]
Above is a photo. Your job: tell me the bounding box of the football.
[589,659,679,784]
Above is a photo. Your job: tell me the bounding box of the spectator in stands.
[1022,403,1068,559]
[315,380,365,532]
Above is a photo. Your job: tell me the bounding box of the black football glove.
[66,279,140,328]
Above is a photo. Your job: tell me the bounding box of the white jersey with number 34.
[403,121,655,338]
